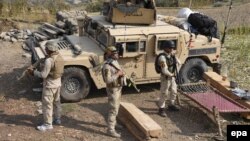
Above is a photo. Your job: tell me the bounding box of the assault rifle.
[108,61,140,93]
[124,75,140,93]
[172,55,181,85]
[17,58,45,80]
[92,59,140,93]
[172,55,181,106]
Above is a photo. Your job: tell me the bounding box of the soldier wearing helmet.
[157,40,181,117]
[28,40,63,131]
[102,46,124,138]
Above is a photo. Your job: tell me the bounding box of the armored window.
[125,42,138,52]
[86,21,97,37]
[97,30,108,47]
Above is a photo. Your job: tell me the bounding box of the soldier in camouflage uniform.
[102,46,124,138]
[157,40,181,117]
[28,41,63,131]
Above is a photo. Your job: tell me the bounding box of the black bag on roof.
[188,13,219,39]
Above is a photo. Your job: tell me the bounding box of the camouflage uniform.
[34,41,62,131]
[158,52,178,108]
[102,45,124,137]
[102,59,123,133]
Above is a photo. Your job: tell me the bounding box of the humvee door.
[115,35,147,79]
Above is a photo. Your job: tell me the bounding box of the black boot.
[158,108,167,117]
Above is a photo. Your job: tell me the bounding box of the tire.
[179,58,208,84]
[61,67,91,102]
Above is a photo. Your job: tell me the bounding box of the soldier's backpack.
[154,53,166,74]
[188,13,219,38]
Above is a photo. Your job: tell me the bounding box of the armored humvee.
[30,8,221,102]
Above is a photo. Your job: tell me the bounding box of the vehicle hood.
[61,35,104,57]
[36,35,104,59]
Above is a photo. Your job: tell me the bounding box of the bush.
[85,0,102,12]
[213,2,223,7]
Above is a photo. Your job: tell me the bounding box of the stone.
[22,53,31,58]
[36,109,43,115]
[35,101,42,107]
[32,88,43,92]
[11,37,17,43]
[18,90,27,94]
[3,35,11,41]
[0,32,6,39]
[26,29,32,36]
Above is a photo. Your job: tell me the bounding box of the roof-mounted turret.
[103,0,156,25]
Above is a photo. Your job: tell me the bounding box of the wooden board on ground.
[203,71,250,119]
[118,102,162,141]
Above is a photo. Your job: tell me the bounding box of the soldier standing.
[157,40,181,117]
[28,41,63,131]
[102,46,124,138]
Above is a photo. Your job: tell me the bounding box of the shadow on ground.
[0,66,42,101]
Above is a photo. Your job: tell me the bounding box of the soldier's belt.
[107,83,122,88]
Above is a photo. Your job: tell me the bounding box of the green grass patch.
[221,34,250,89]
[85,0,102,13]
[228,26,250,35]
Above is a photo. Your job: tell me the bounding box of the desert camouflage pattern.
[102,59,123,132]
[157,52,179,108]
[42,87,61,125]
[34,54,62,125]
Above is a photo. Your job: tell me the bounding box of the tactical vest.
[165,55,175,73]
[102,59,124,87]
[49,53,64,79]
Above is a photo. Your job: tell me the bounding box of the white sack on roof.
[177,8,193,19]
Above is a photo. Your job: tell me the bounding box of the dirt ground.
[0,41,247,141]
[1,4,250,141]
[0,41,211,141]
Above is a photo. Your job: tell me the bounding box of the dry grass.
[221,35,250,90]
[157,3,250,31]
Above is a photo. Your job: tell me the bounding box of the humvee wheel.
[61,67,90,102]
[179,58,208,84]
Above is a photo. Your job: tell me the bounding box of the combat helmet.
[45,41,59,52]
[161,40,175,49]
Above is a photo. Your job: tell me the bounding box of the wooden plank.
[33,32,48,40]
[44,22,66,33]
[118,110,148,141]
[118,102,162,140]
[203,72,250,119]
[40,26,58,35]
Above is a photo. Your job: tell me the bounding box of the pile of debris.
[31,10,87,42]
[0,29,32,42]
[0,10,87,46]
[55,10,87,34]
